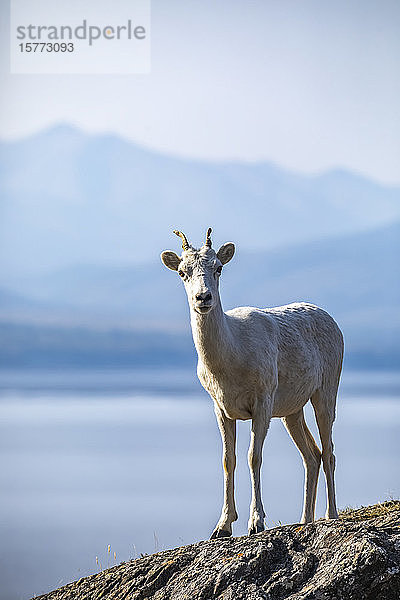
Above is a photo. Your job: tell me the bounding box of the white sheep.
[161,228,344,538]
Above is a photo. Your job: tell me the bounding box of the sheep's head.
[161,228,235,315]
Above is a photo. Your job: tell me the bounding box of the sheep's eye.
[178,269,185,277]
[216,265,222,275]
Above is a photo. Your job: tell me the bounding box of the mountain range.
[0,125,399,369]
[1,124,400,275]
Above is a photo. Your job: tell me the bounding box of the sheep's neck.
[190,296,232,370]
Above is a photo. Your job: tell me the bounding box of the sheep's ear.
[161,251,181,271]
[217,243,235,265]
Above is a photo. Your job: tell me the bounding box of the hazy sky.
[1,0,399,184]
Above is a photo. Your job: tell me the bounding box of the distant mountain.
[3,218,398,317]
[1,124,399,369]
[1,123,400,276]
[0,321,196,370]
[0,221,399,368]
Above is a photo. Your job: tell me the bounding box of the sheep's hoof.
[248,523,265,535]
[210,528,231,540]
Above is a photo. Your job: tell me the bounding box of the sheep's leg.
[210,405,237,539]
[282,408,321,524]
[248,404,271,535]
[311,390,338,519]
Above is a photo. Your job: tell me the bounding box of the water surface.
[0,369,399,600]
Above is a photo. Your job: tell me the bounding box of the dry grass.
[339,500,400,522]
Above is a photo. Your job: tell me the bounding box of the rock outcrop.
[35,502,400,600]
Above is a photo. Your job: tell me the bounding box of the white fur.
[161,236,343,538]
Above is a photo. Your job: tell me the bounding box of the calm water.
[0,369,399,600]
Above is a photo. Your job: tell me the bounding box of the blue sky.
[0,0,399,184]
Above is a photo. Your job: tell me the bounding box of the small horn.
[204,227,212,248]
[173,230,189,251]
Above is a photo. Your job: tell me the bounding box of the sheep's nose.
[196,292,212,303]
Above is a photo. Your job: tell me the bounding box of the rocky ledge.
[35,501,400,600]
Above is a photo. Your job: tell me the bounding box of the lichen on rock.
[34,501,400,600]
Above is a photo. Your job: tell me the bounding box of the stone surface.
[35,502,400,600]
